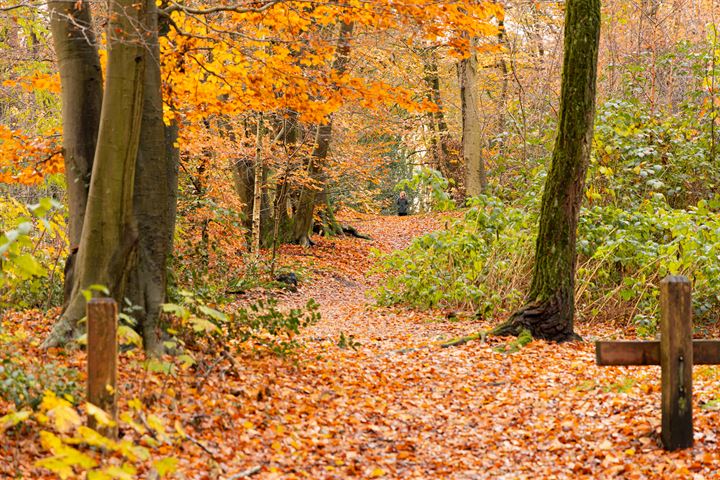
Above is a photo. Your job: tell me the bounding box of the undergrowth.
[375,193,720,335]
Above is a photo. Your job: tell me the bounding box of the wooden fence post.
[660,275,693,450]
[87,297,118,439]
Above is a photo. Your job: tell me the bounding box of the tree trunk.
[291,21,354,246]
[48,1,103,309]
[422,48,451,173]
[251,114,263,254]
[125,1,179,355]
[495,20,509,155]
[44,0,149,347]
[458,41,486,196]
[493,0,600,342]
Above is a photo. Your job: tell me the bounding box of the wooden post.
[660,275,693,450]
[87,298,118,439]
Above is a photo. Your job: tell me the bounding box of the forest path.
[282,210,478,350]
[254,211,720,479]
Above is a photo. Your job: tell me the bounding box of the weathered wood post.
[660,275,693,450]
[87,298,118,439]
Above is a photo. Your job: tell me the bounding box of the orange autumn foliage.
[0,125,63,185]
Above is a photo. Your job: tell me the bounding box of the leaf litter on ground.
[3,210,720,479]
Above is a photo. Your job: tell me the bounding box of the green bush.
[0,197,66,310]
[375,192,720,335]
[163,291,320,357]
[0,350,80,410]
[372,195,534,317]
[577,195,720,333]
[395,167,456,213]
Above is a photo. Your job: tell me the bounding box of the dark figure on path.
[397,191,409,216]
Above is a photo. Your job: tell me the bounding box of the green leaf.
[13,253,45,276]
[198,305,228,323]
[118,325,143,348]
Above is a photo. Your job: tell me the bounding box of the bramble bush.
[373,195,535,317]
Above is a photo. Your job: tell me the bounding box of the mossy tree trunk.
[493,0,600,342]
[291,21,354,246]
[48,1,103,309]
[44,0,149,348]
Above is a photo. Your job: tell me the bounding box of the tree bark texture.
[291,21,354,246]
[125,1,179,355]
[422,49,451,172]
[458,41,486,196]
[251,115,264,254]
[44,0,149,347]
[48,1,103,308]
[494,0,600,342]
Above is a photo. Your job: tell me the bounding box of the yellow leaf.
[41,392,81,434]
[174,419,187,438]
[370,467,386,477]
[87,402,117,427]
[0,409,32,432]
[153,457,179,477]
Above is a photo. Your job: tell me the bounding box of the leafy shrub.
[0,357,80,410]
[373,195,535,316]
[0,391,179,479]
[163,291,320,357]
[577,195,720,333]
[395,167,455,212]
[0,197,66,309]
[589,98,718,209]
[376,192,720,335]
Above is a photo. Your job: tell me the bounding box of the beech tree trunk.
[458,41,486,196]
[231,157,255,235]
[291,21,354,246]
[125,2,179,355]
[44,0,149,347]
[493,0,600,342]
[48,1,103,308]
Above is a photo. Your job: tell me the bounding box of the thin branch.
[162,0,282,16]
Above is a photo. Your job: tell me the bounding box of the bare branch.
[162,0,283,16]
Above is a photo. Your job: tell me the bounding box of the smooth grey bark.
[126,1,179,355]
[458,40,486,196]
[48,1,103,308]
[44,0,149,347]
[494,0,601,342]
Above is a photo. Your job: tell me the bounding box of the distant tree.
[458,37,485,196]
[493,0,601,341]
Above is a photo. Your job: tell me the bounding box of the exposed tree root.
[494,298,583,343]
[339,224,372,240]
[441,330,487,348]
